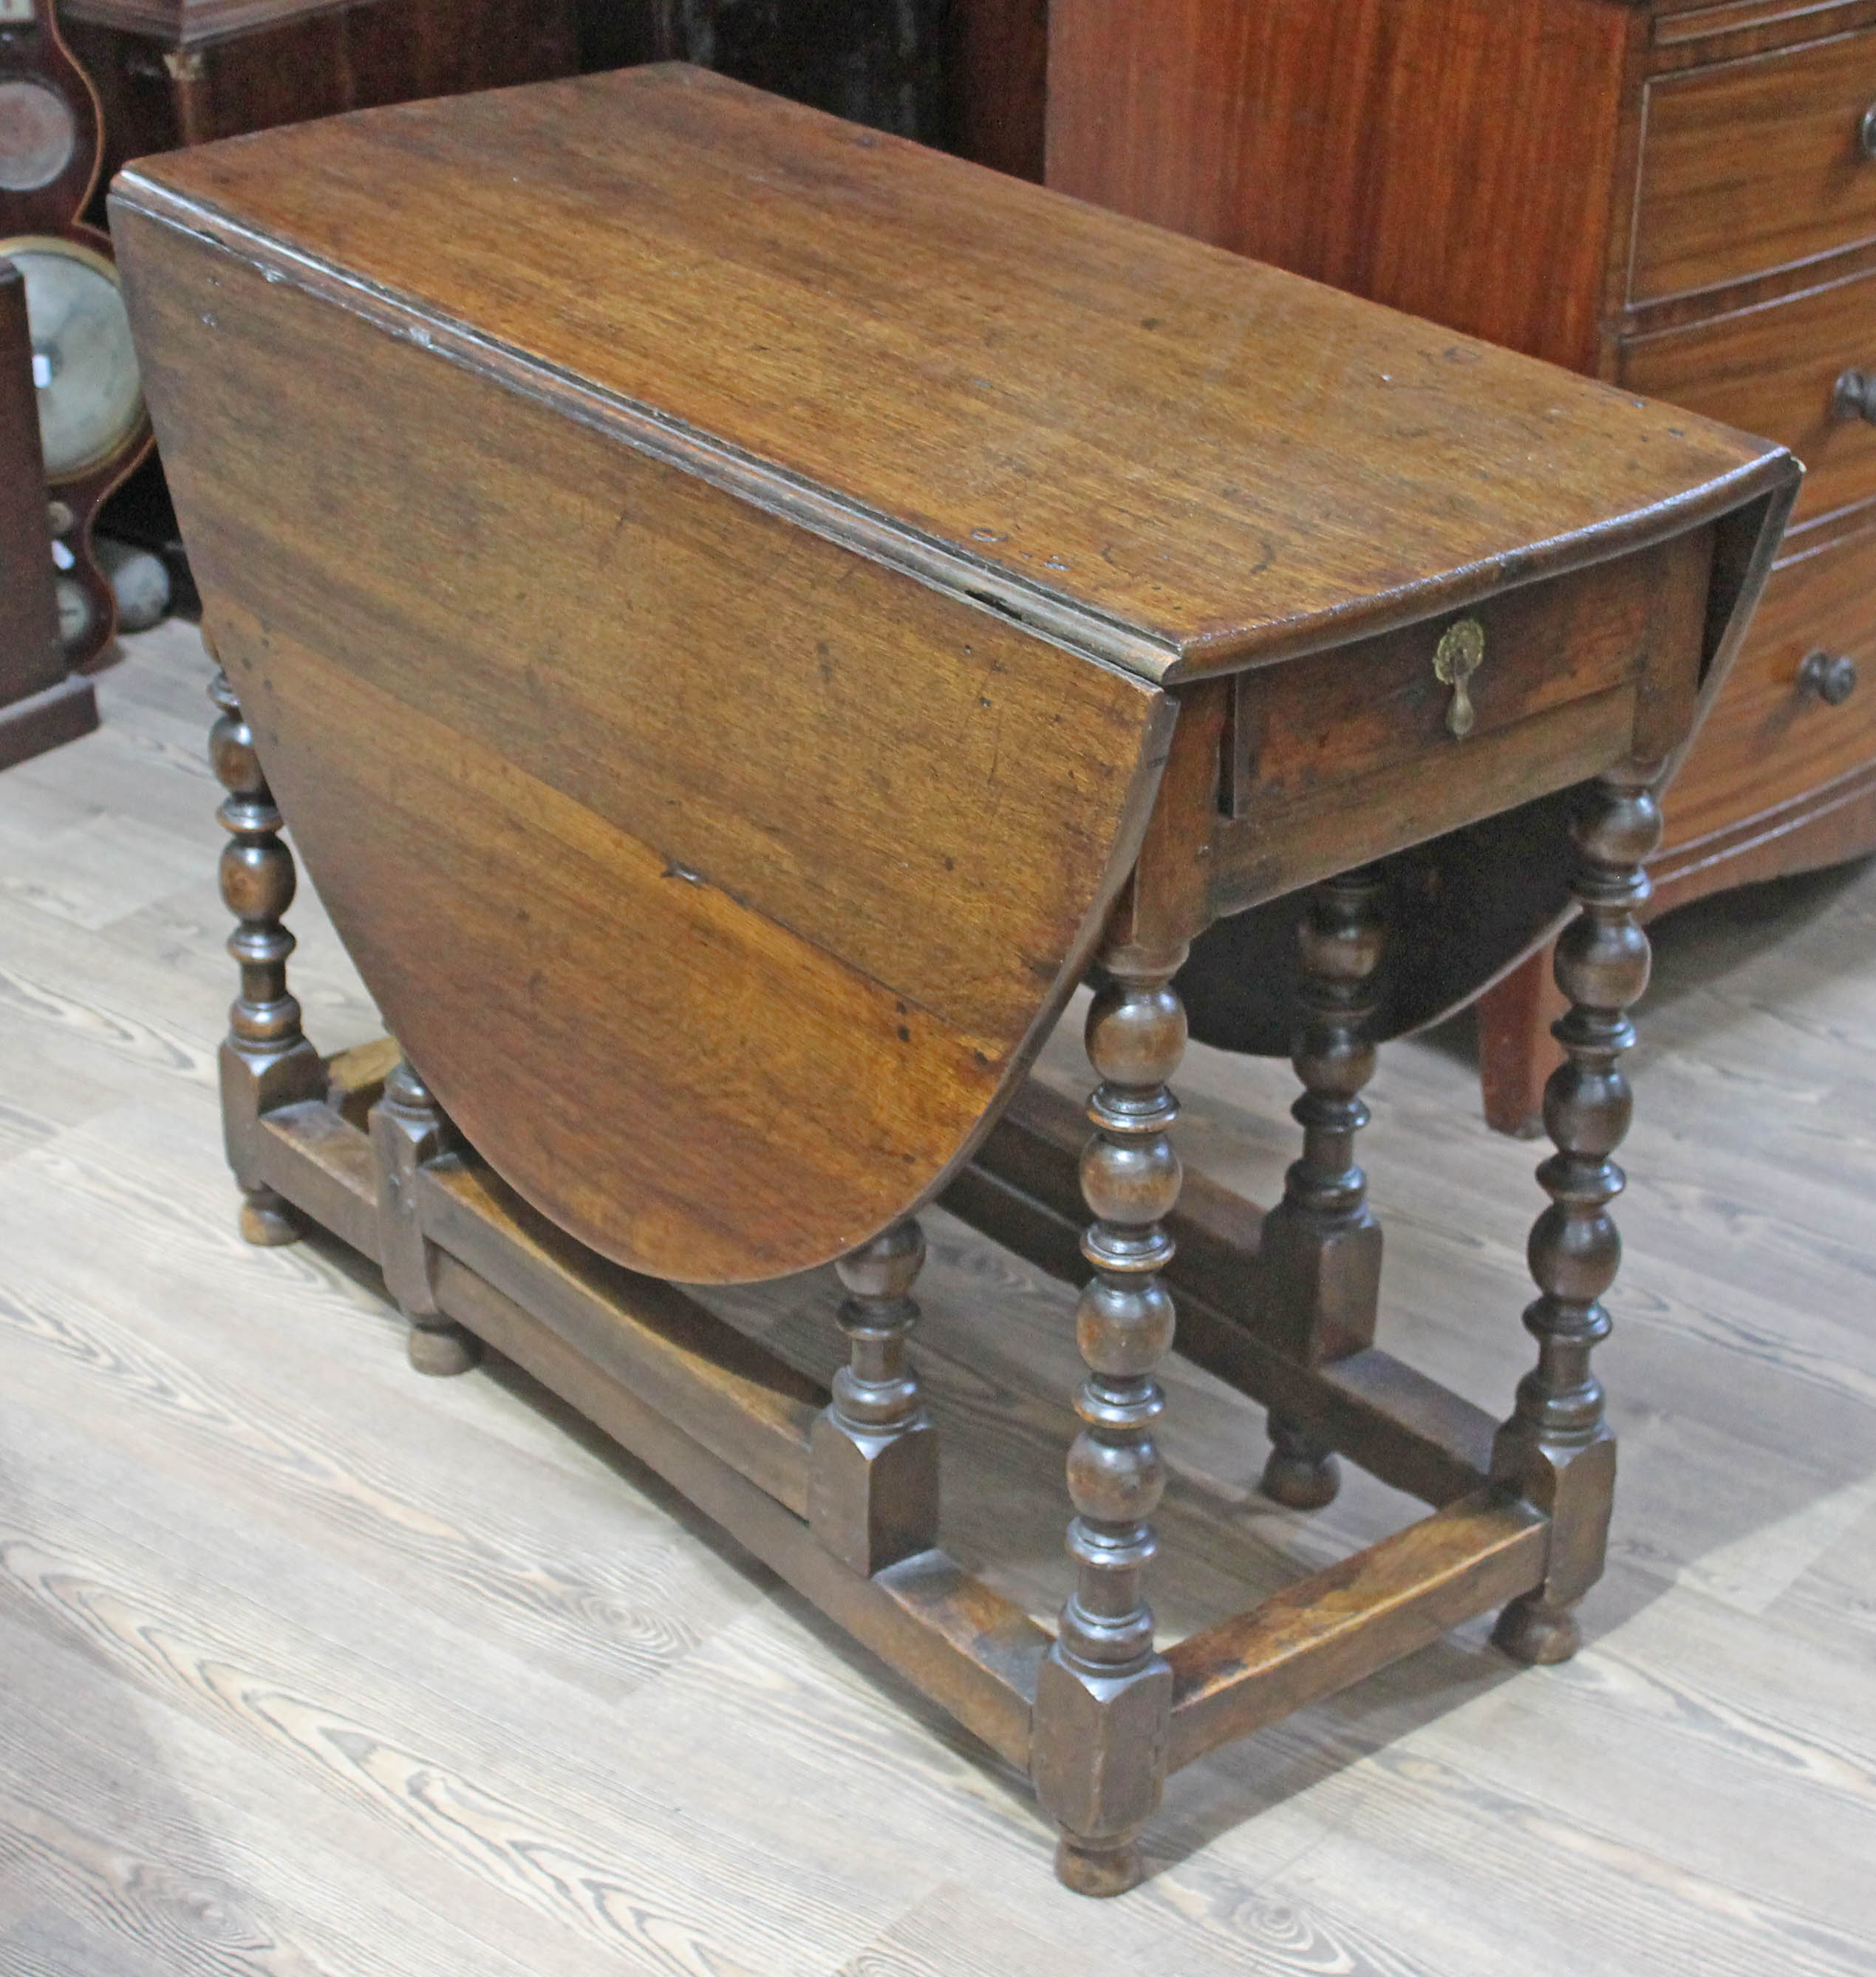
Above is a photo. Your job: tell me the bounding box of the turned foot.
[239,1183,301,1247]
[1493,1593,1582,1665]
[407,1318,481,1377]
[1261,1413,1341,1509]
[1054,1831,1143,1897]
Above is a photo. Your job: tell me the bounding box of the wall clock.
[0,0,152,672]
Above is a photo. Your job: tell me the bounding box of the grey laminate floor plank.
[0,1614,534,1977]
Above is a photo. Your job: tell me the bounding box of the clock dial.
[4,236,144,480]
[0,77,76,191]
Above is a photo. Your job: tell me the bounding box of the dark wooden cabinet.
[58,0,579,605]
[1046,0,1876,1127]
[1,256,98,767]
[574,0,955,146]
[61,0,579,199]
[1,0,153,678]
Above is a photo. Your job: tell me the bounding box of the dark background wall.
[572,0,1046,173]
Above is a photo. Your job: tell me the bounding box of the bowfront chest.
[112,66,1794,1893]
[1049,0,1876,1121]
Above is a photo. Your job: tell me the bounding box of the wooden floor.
[2,618,1873,1976]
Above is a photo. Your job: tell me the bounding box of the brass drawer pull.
[1832,368,1876,422]
[1433,618,1484,737]
[1860,104,1876,158]
[1798,649,1858,705]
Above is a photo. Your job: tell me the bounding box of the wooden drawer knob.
[1833,368,1876,422]
[1798,649,1859,705]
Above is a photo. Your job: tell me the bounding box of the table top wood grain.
[115,63,1792,680]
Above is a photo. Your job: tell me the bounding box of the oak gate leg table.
[110,66,1797,1894]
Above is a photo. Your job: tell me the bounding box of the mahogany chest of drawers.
[1047,0,1876,1124]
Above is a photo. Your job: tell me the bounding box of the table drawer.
[1632,24,1876,303]
[1205,527,1715,911]
[1665,519,1876,846]
[1621,262,1876,527]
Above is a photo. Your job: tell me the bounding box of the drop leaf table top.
[109,64,1793,1284]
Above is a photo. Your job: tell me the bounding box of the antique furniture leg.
[370,1056,482,1376]
[1476,945,1569,1139]
[808,1218,939,1574]
[208,659,322,1244]
[1032,938,1187,1897]
[1492,768,1660,1665]
[1256,867,1385,1509]
[1262,1415,1340,1512]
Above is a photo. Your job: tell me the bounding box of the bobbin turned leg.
[809,1219,939,1575]
[1492,769,1660,1665]
[208,660,322,1244]
[1256,867,1385,1509]
[1032,940,1186,1896]
[369,1056,482,1376]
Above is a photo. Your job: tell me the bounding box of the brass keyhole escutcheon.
[1433,618,1485,738]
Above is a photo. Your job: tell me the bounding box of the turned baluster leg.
[1257,867,1385,1509]
[1032,939,1186,1897]
[1492,768,1660,1665]
[369,1056,482,1376]
[808,1218,939,1574]
[208,660,322,1244]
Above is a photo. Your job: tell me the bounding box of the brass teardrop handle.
[1799,649,1858,706]
[1433,618,1485,737]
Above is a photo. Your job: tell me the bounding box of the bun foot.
[1054,1832,1142,1897]
[239,1185,302,1247]
[407,1319,481,1377]
[1493,1593,1581,1666]
[1261,1415,1341,1510]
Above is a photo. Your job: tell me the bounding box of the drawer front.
[1204,528,1716,913]
[1665,520,1876,845]
[1621,262,1876,526]
[1632,25,1876,302]
[1655,4,1876,51]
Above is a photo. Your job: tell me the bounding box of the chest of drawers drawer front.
[1622,262,1876,527]
[1632,24,1876,304]
[1654,4,1876,50]
[1664,519,1876,847]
